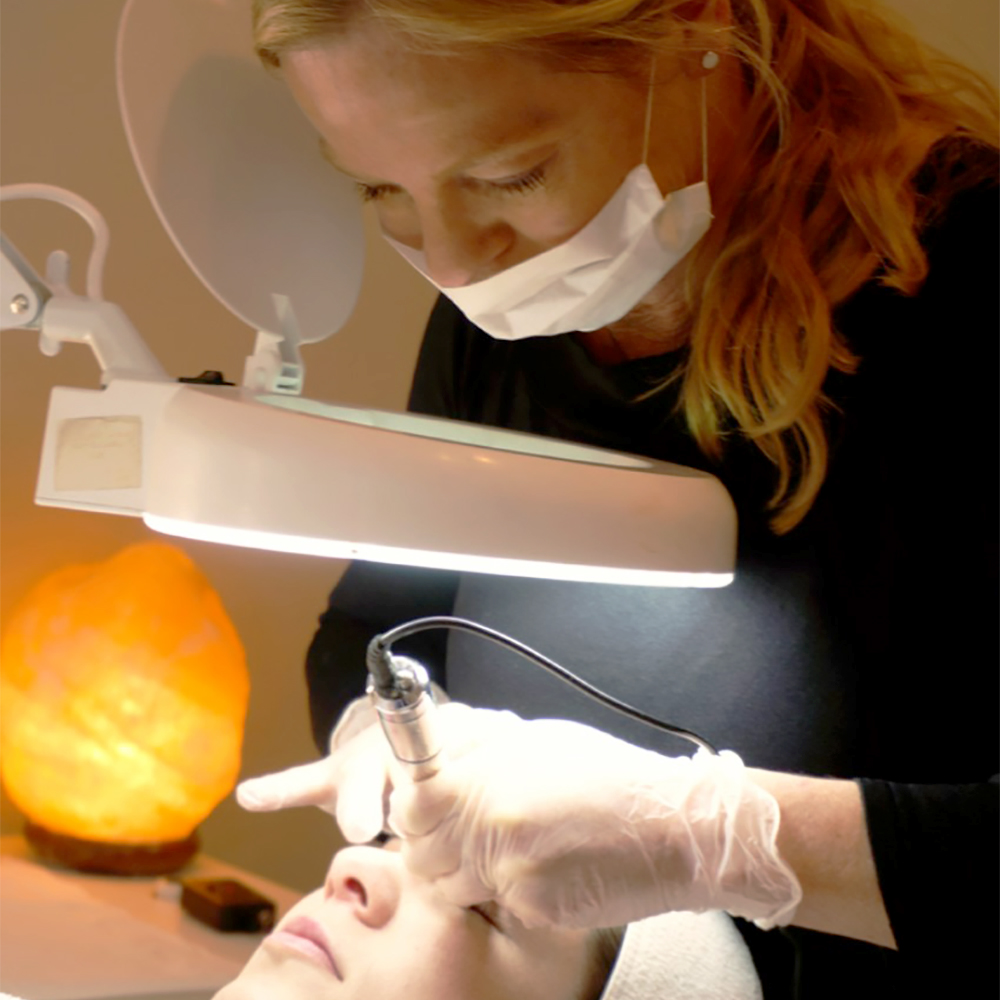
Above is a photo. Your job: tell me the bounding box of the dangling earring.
[701,51,720,71]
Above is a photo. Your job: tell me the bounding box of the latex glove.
[235,691,496,845]
[390,711,803,932]
[236,693,396,840]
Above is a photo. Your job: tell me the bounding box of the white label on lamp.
[54,416,142,491]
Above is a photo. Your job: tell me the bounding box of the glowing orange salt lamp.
[0,541,249,874]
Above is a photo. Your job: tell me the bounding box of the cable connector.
[365,652,444,781]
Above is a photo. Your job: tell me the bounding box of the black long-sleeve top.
[305,143,998,997]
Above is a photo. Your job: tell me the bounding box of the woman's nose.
[398,199,515,288]
[324,846,402,929]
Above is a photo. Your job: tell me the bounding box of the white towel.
[601,910,762,1000]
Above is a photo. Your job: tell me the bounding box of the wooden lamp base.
[24,821,199,875]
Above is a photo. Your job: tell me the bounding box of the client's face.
[214,841,593,1000]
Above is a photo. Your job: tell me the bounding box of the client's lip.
[268,916,343,980]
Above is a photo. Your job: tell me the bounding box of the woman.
[240,0,998,995]
[212,830,762,999]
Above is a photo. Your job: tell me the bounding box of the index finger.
[236,758,336,813]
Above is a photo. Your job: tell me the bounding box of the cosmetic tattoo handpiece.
[365,637,444,782]
[365,614,718,784]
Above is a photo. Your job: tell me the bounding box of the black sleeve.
[305,296,467,752]
[846,159,999,986]
[860,777,1000,973]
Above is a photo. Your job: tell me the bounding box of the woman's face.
[214,842,594,1000]
[281,20,713,289]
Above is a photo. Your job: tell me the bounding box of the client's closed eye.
[469,900,505,932]
[375,834,506,932]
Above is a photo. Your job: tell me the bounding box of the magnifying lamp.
[0,0,736,588]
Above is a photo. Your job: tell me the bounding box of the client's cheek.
[491,926,595,1000]
[364,900,494,998]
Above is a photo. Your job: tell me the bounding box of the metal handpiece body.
[366,655,443,782]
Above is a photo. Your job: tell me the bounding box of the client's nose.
[325,846,402,929]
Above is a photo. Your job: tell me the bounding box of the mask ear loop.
[641,58,656,165]
[642,56,711,182]
[701,74,709,183]
[699,50,718,183]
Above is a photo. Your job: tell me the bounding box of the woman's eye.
[355,162,549,203]
[490,165,548,196]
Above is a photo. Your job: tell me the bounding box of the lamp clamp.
[241,292,306,396]
[2,184,307,396]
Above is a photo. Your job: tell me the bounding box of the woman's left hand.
[389,710,802,930]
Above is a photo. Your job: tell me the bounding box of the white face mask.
[386,74,713,340]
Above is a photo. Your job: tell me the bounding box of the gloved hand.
[236,694,393,842]
[388,710,803,932]
[236,692,494,845]
[238,700,801,931]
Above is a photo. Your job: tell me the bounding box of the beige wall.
[0,0,436,892]
[887,0,998,83]
[1,1,996,893]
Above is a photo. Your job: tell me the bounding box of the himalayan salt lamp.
[0,541,249,874]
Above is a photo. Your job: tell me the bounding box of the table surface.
[0,834,303,1000]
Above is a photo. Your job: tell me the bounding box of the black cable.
[370,615,719,755]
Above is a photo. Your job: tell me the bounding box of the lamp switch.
[179,877,276,933]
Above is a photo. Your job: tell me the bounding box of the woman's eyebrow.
[317,113,569,182]
[456,108,563,169]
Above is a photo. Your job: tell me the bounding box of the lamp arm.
[1,184,169,386]
[1,232,51,329]
[39,297,170,387]
[1,183,109,299]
